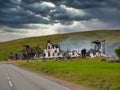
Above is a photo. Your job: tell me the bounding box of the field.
[0,30,120,90]
[13,59,120,90]
[0,30,120,61]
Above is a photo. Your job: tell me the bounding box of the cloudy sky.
[0,0,120,42]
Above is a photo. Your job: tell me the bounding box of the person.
[15,54,18,60]
[8,52,14,63]
[81,49,86,58]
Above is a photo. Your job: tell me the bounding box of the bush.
[115,47,120,59]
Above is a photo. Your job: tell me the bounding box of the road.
[0,64,71,90]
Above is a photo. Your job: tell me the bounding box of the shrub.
[115,47,120,59]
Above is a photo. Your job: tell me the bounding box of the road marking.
[7,76,10,80]
[6,73,8,77]
[50,80,71,90]
[9,81,13,87]
[56,84,71,90]
[6,73,13,88]
[6,73,10,80]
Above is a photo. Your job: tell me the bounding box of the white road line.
[7,76,10,80]
[6,73,13,88]
[50,80,71,90]
[9,81,13,87]
[55,83,71,90]
[6,73,10,80]
[6,73,8,77]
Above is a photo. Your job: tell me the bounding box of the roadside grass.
[13,58,120,90]
[0,61,7,64]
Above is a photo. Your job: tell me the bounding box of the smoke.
[60,37,91,51]
[60,37,120,60]
[106,42,120,60]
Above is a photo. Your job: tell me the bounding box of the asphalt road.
[0,64,71,90]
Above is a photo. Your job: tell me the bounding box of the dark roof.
[92,40,105,43]
[52,44,60,48]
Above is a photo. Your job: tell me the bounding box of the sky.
[0,0,120,42]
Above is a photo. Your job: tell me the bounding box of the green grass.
[13,59,120,90]
[0,30,120,61]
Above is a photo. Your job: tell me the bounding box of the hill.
[0,30,120,61]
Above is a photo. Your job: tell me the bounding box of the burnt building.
[43,41,63,59]
[90,40,106,57]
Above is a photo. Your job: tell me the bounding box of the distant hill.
[0,30,120,61]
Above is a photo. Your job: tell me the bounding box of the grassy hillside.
[0,30,120,61]
[13,59,120,90]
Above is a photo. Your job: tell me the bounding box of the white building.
[43,42,62,59]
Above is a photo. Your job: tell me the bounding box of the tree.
[115,47,120,59]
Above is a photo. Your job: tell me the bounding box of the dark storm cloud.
[43,0,120,9]
[22,1,55,17]
[2,29,22,33]
[0,0,120,29]
[0,0,51,28]
[41,0,105,9]
[21,0,40,4]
